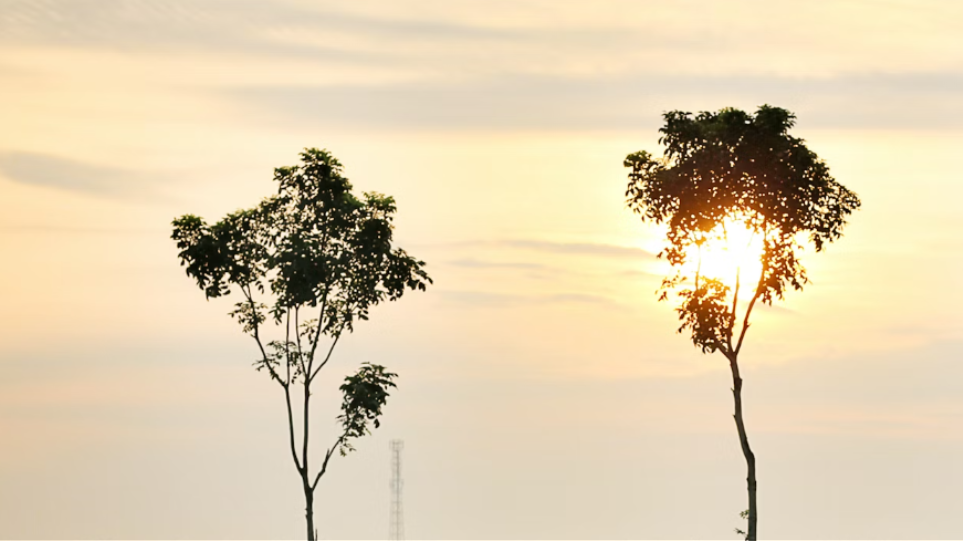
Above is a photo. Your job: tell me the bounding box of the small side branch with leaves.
[313,363,397,490]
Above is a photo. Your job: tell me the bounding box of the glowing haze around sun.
[686,216,765,301]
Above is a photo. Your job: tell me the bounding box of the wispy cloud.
[6,1,963,78]
[499,239,656,259]
[227,71,963,132]
[7,1,963,133]
[423,239,656,260]
[447,258,546,270]
[0,151,170,199]
[0,224,162,235]
[438,289,618,307]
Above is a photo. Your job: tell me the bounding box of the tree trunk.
[304,484,316,541]
[729,356,757,540]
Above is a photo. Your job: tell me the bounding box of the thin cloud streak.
[228,72,963,132]
[425,239,657,260]
[0,151,175,200]
[0,224,163,235]
[438,289,620,308]
[502,239,656,259]
[5,1,963,79]
[446,258,546,270]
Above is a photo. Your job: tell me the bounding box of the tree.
[624,106,860,540]
[171,148,431,540]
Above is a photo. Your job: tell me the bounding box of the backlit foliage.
[625,106,861,354]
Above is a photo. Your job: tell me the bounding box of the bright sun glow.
[687,217,764,300]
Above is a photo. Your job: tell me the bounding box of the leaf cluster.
[625,106,860,354]
[172,148,432,347]
[676,278,733,353]
[336,363,397,455]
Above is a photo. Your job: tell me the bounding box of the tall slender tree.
[624,106,860,540]
[172,148,430,540]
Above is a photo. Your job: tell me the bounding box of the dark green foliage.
[172,148,430,541]
[172,148,430,341]
[337,363,397,455]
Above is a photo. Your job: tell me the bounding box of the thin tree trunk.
[729,355,757,540]
[302,367,314,541]
[304,483,315,541]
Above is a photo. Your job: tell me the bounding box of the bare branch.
[312,436,345,491]
[726,267,741,355]
[283,385,302,473]
[285,308,292,386]
[295,305,306,377]
[309,328,344,383]
[243,285,284,387]
[301,330,311,479]
[734,228,770,357]
[307,226,333,367]
[308,290,328,372]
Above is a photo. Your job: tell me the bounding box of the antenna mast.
[389,439,405,540]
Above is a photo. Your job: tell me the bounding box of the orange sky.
[1,1,962,538]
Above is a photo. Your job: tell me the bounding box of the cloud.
[425,239,657,261]
[619,268,663,279]
[6,1,963,133]
[499,239,657,259]
[0,224,161,235]
[0,0,520,64]
[6,1,963,78]
[0,151,167,198]
[438,289,617,307]
[756,302,795,315]
[447,258,546,270]
[228,71,963,133]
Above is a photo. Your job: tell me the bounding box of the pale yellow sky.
[1,1,962,539]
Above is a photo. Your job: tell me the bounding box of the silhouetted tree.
[624,106,860,540]
[172,148,430,540]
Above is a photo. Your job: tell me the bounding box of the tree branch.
[734,228,770,357]
[275,302,301,474]
[308,289,328,369]
[301,347,311,480]
[285,308,292,386]
[307,223,334,368]
[312,435,346,492]
[283,384,303,473]
[309,328,344,383]
[727,267,741,354]
[295,305,307,377]
[243,286,283,387]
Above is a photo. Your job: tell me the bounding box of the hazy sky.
[1,0,962,538]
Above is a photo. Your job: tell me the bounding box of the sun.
[686,216,764,300]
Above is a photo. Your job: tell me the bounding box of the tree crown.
[625,106,860,354]
[172,148,431,344]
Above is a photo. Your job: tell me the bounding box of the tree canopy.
[171,148,430,540]
[625,105,861,354]
[625,105,861,541]
[172,148,429,342]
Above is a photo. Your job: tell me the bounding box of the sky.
[1,0,962,538]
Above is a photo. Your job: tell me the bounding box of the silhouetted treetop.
[172,148,430,337]
[625,105,861,306]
